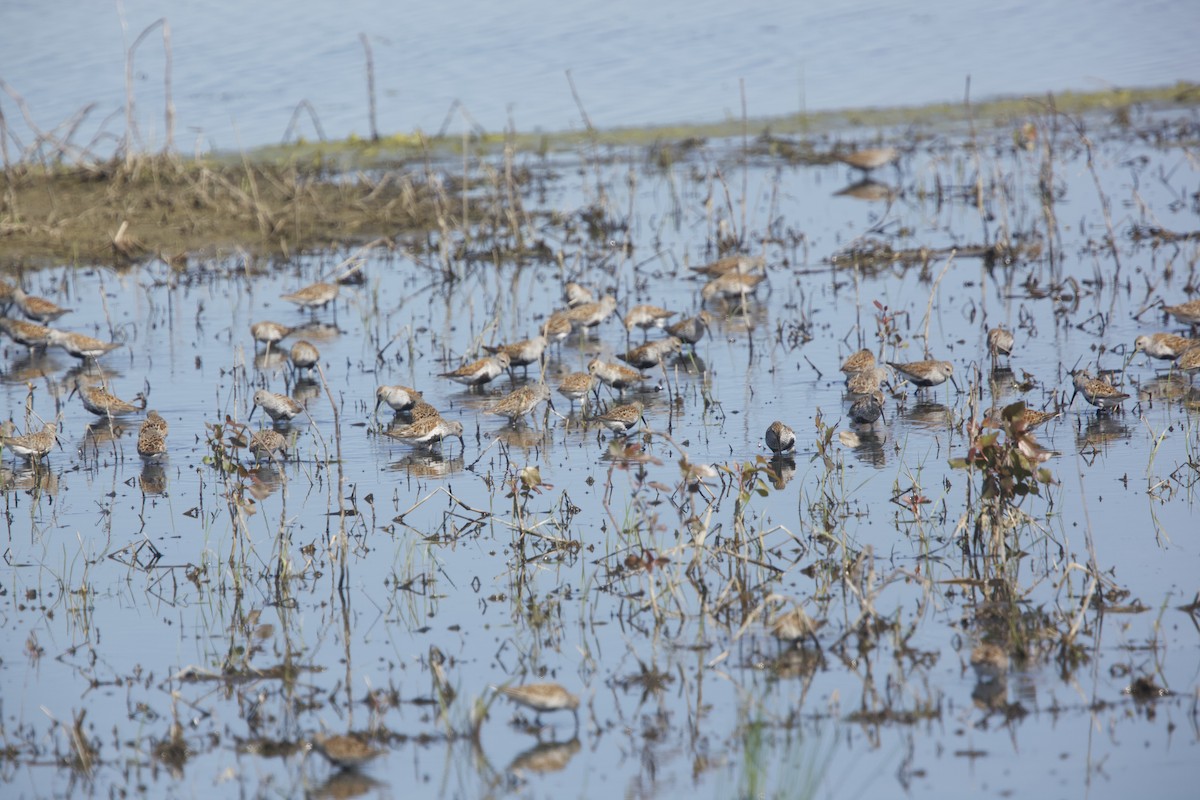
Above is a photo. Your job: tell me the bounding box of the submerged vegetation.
[0,75,1198,799]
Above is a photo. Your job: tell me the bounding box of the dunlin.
[0,422,57,460]
[839,348,876,375]
[834,146,899,172]
[408,401,440,421]
[439,352,511,387]
[311,733,382,770]
[248,428,289,462]
[142,410,169,436]
[484,335,548,374]
[846,365,889,396]
[557,372,594,411]
[769,605,825,646]
[617,337,681,369]
[249,321,292,349]
[1134,332,1195,361]
[587,358,649,394]
[281,281,338,312]
[486,383,553,424]
[374,385,422,414]
[289,340,320,375]
[136,427,167,459]
[541,311,574,344]
[70,379,146,418]
[385,415,464,449]
[250,389,304,423]
[1177,346,1200,381]
[623,305,677,335]
[987,327,1015,362]
[700,271,766,303]
[566,294,618,332]
[496,683,580,727]
[11,287,71,323]
[592,401,645,433]
[564,282,594,308]
[848,390,886,425]
[985,404,1060,431]
[665,311,712,346]
[0,317,53,349]
[47,328,121,360]
[689,254,764,278]
[765,420,796,455]
[887,359,957,391]
[1163,298,1200,327]
[1071,371,1129,411]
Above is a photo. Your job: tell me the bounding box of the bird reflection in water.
[833,178,896,202]
[767,455,796,489]
[139,462,168,496]
[507,737,581,777]
[387,451,464,479]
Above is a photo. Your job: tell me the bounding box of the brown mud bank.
[2,82,1197,266]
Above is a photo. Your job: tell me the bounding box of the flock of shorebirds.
[4,253,1200,471]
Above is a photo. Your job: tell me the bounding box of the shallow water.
[1,0,1197,152]
[2,106,1200,798]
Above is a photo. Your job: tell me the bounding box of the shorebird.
[557,372,594,412]
[984,404,1060,431]
[136,423,167,459]
[1177,346,1200,382]
[484,335,548,375]
[987,327,1015,364]
[846,365,890,396]
[281,281,339,313]
[11,287,71,323]
[1071,370,1129,412]
[310,733,382,770]
[887,359,958,392]
[0,317,53,349]
[563,282,594,308]
[840,348,876,375]
[1134,332,1195,361]
[689,254,764,278]
[250,389,304,423]
[69,379,146,418]
[249,321,292,350]
[374,385,422,415]
[384,415,464,450]
[1163,298,1200,328]
[289,340,320,376]
[848,390,886,426]
[47,328,121,360]
[769,604,825,648]
[617,337,681,369]
[833,146,899,173]
[248,428,288,462]
[665,311,712,347]
[587,358,649,395]
[623,305,677,338]
[485,383,553,424]
[765,420,796,455]
[407,401,440,422]
[495,683,580,729]
[566,294,618,334]
[541,311,574,345]
[592,401,645,434]
[142,410,169,436]
[439,353,511,388]
[700,272,766,303]
[0,421,57,460]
